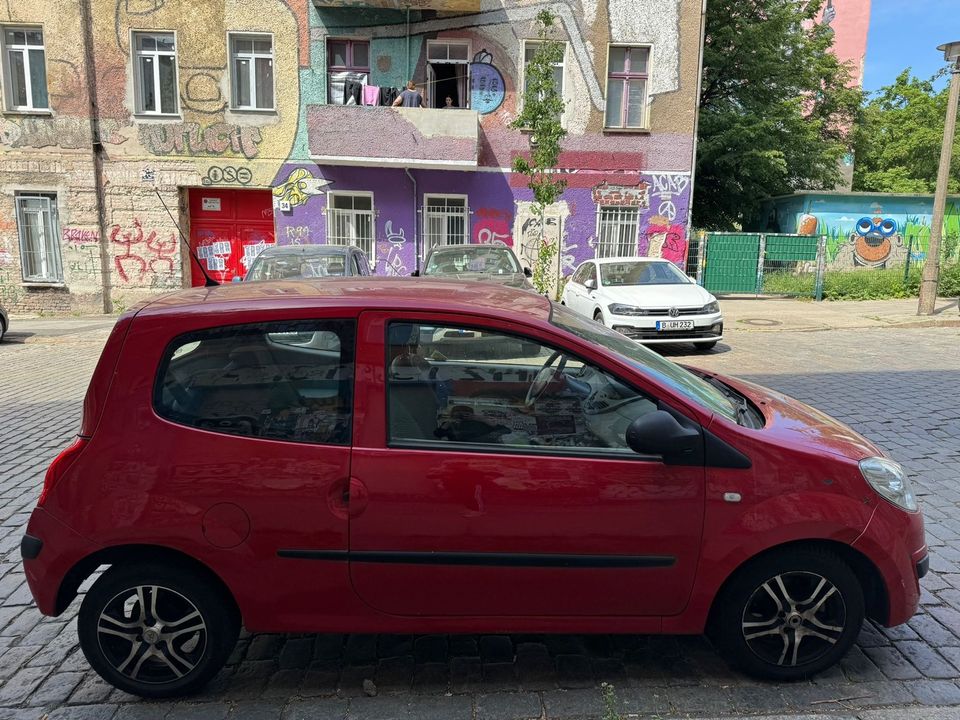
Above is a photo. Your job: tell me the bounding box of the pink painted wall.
[820,0,871,88]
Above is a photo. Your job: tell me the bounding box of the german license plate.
[656,320,694,331]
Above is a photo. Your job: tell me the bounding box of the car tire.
[78,562,240,698]
[0,319,5,342]
[593,310,604,325]
[695,341,718,351]
[711,547,864,681]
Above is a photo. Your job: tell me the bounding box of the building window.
[15,193,63,283]
[423,195,469,252]
[521,39,565,113]
[604,45,650,129]
[326,193,374,260]
[133,31,178,115]
[596,207,639,258]
[1,26,48,111]
[230,34,274,110]
[426,41,470,108]
[327,39,369,73]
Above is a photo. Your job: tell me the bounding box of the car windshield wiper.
[698,373,752,426]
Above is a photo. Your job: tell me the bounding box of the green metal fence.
[698,232,826,299]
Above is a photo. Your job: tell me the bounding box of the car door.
[348,311,706,618]
[564,264,588,313]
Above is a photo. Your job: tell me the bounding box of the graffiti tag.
[110,219,177,284]
[63,228,100,245]
[273,168,331,208]
[139,122,262,159]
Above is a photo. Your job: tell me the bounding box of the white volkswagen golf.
[561,257,723,350]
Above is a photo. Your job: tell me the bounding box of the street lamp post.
[918,41,960,315]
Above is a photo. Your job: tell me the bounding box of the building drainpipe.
[405,168,419,272]
[79,0,112,315]
[685,0,708,258]
[406,8,411,80]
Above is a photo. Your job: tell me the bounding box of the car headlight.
[608,303,647,316]
[702,300,720,314]
[859,457,918,511]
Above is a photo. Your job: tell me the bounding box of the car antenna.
[154,188,219,287]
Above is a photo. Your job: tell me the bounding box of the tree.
[510,9,567,295]
[694,0,862,229]
[853,69,960,194]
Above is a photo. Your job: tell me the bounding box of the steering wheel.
[525,351,568,408]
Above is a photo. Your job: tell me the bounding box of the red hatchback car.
[22,279,926,697]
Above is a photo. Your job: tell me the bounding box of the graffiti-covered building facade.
[0,0,704,312]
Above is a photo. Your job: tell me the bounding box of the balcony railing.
[308,104,479,170]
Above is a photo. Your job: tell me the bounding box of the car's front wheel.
[593,310,605,325]
[712,547,864,680]
[78,562,240,698]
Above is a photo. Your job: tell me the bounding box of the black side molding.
[916,554,929,579]
[278,549,675,568]
[21,534,42,560]
[704,429,752,469]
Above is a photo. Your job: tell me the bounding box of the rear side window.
[154,320,355,445]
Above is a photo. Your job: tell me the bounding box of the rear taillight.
[38,437,88,506]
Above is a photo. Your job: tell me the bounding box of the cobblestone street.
[1,320,959,720]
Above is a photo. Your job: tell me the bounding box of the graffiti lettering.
[474,207,513,246]
[284,226,311,244]
[63,228,101,245]
[202,165,253,186]
[380,221,409,276]
[644,217,688,267]
[110,219,177,284]
[647,174,691,221]
[0,117,127,150]
[139,122,262,159]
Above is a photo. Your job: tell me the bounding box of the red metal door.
[188,188,275,285]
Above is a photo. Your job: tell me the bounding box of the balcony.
[313,0,479,9]
[307,105,479,171]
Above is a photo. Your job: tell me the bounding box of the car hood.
[600,283,713,308]
[709,371,882,461]
[433,272,532,289]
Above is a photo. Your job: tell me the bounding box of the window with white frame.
[1,26,48,111]
[133,31,178,115]
[326,193,375,260]
[596,207,639,258]
[604,45,650,129]
[423,196,468,252]
[522,40,565,111]
[230,34,274,110]
[15,193,63,283]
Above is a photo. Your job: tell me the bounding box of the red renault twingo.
[22,279,926,697]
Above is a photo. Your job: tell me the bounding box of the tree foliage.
[510,9,567,294]
[694,0,862,229]
[853,69,960,194]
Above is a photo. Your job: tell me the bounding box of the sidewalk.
[720,297,960,333]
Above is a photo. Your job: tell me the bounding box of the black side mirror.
[411,270,420,277]
[626,411,701,464]
[584,278,597,290]
[523,267,533,277]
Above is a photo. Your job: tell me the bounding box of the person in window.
[392,80,424,108]
[442,96,455,109]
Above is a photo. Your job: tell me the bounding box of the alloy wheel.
[96,584,207,684]
[740,571,846,667]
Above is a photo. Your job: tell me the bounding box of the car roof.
[136,277,551,321]
[592,256,668,265]
[255,244,357,257]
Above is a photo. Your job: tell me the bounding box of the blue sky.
[862,0,956,94]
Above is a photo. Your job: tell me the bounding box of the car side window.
[570,264,585,285]
[584,263,598,285]
[386,322,658,455]
[155,320,355,445]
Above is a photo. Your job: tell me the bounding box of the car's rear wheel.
[78,562,239,698]
[712,548,864,680]
[695,341,718,351]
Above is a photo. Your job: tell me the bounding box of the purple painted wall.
[272,163,693,278]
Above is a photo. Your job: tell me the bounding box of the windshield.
[246,252,349,281]
[425,246,521,275]
[600,260,691,287]
[550,303,738,421]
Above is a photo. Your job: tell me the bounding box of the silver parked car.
[416,244,534,291]
[241,244,372,282]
